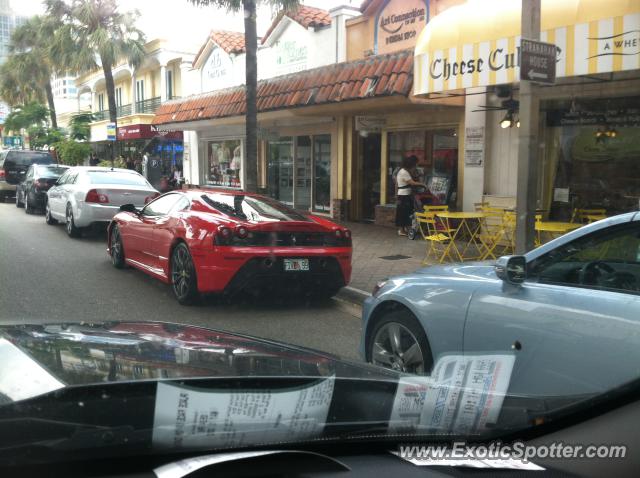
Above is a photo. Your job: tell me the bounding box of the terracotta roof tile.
[262,5,331,45]
[153,49,414,126]
[192,30,246,67]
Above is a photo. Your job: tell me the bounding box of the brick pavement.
[344,222,431,294]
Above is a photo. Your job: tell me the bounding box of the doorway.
[360,133,381,221]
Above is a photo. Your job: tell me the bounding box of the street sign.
[106,122,117,141]
[520,38,556,84]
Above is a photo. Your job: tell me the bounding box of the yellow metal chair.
[478,207,509,260]
[415,211,461,264]
[481,209,516,259]
[424,205,449,213]
[571,208,607,224]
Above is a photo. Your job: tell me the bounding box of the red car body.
[107,189,352,299]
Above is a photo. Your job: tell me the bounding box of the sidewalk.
[343,222,430,295]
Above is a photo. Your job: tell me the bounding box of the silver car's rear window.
[87,171,148,186]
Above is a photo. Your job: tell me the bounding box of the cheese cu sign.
[375,0,429,55]
[414,1,640,95]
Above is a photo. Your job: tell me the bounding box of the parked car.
[45,166,158,237]
[0,150,54,202]
[16,164,70,213]
[362,212,640,399]
[107,189,352,304]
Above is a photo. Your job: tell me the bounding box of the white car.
[45,167,159,237]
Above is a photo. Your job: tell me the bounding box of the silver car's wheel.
[368,310,432,375]
[66,204,81,238]
[45,201,57,225]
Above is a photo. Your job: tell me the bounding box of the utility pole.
[515,0,541,254]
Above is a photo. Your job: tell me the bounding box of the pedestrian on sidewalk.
[395,155,426,236]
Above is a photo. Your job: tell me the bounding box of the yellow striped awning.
[414,0,640,95]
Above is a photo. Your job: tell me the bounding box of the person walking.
[395,155,426,236]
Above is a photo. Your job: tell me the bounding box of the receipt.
[389,354,515,436]
[152,377,335,449]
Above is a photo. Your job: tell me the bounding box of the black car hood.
[0,321,394,404]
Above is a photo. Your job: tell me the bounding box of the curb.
[335,286,370,306]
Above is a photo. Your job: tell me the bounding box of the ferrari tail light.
[214,226,233,245]
[85,189,109,204]
[144,192,160,204]
[235,226,248,239]
[344,229,351,239]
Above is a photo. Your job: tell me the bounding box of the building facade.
[414,0,640,219]
[75,38,198,189]
[154,1,466,224]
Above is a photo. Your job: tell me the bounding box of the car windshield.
[87,170,149,186]
[1,0,639,473]
[201,193,311,222]
[36,166,68,178]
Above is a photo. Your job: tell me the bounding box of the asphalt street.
[0,199,363,360]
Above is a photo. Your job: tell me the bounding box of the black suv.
[16,164,69,213]
[0,150,54,201]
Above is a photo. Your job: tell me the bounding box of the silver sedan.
[362,212,640,399]
[46,167,159,237]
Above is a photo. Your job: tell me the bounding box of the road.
[0,200,363,360]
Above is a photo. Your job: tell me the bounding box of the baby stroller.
[407,186,438,240]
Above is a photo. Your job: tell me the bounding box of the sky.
[12,0,363,49]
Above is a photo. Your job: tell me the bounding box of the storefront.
[413,0,640,219]
[201,138,243,188]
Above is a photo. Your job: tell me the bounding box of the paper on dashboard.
[389,354,516,435]
[152,376,335,449]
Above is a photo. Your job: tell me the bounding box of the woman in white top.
[395,155,426,236]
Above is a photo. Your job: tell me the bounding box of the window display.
[206,139,242,188]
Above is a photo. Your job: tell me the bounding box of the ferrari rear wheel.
[171,243,199,305]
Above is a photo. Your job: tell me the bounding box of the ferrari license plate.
[283,258,309,271]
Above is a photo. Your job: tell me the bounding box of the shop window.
[267,135,332,212]
[313,135,331,212]
[267,138,294,205]
[205,139,242,188]
[544,96,640,219]
[387,129,458,206]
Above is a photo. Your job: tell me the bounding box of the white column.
[131,74,137,114]
[462,87,487,212]
[160,64,167,102]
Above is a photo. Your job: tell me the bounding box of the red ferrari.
[106,189,352,304]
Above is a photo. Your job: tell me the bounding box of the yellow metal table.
[535,221,582,246]
[436,211,488,262]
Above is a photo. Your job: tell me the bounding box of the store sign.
[107,123,117,141]
[3,136,22,148]
[275,39,308,75]
[520,39,556,84]
[117,124,183,141]
[414,8,640,95]
[546,107,640,128]
[375,0,428,55]
[202,46,233,92]
[355,116,387,132]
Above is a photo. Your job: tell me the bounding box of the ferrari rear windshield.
[87,171,149,186]
[201,193,311,222]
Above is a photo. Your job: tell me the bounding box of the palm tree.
[46,0,146,126]
[188,0,299,193]
[6,15,62,128]
[0,55,44,108]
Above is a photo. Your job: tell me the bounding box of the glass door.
[313,134,331,212]
[267,138,293,205]
[294,136,312,210]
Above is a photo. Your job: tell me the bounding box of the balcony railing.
[136,97,162,114]
[92,103,132,121]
